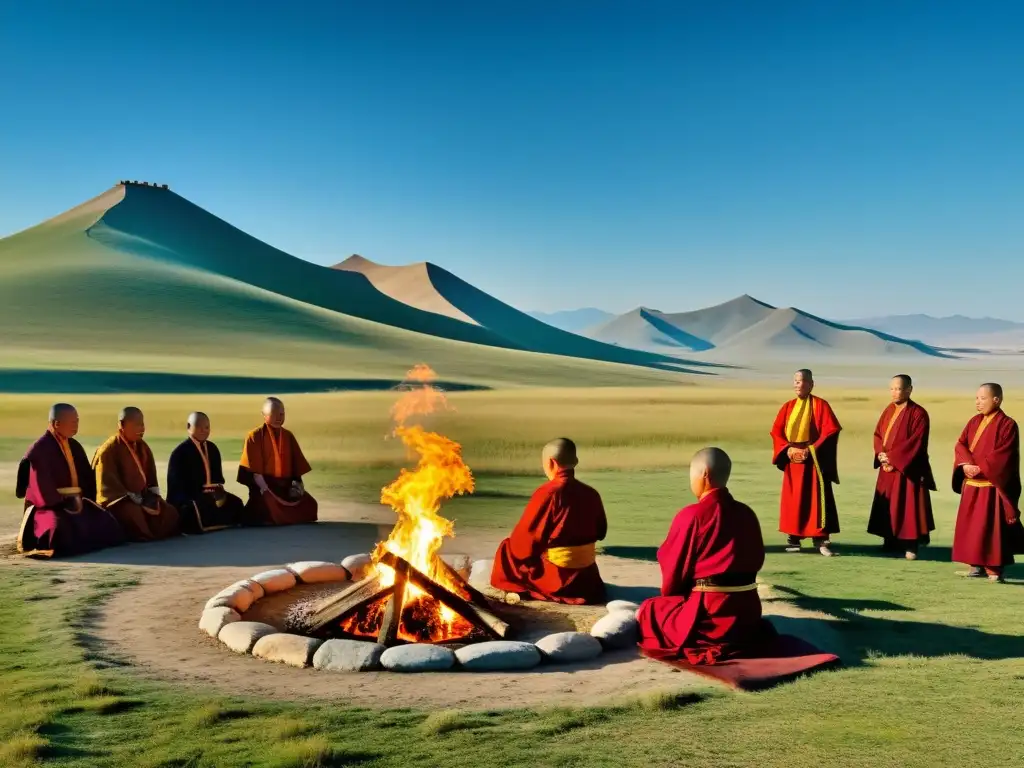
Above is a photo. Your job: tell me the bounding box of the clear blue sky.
[2,1,1023,319]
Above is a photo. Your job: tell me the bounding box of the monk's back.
[541,474,607,547]
[690,492,765,580]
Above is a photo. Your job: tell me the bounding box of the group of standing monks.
[16,397,318,558]
[490,369,1022,664]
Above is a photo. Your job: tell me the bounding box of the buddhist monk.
[16,404,125,557]
[637,447,775,662]
[91,407,181,541]
[867,375,936,559]
[952,383,1024,582]
[237,397,318,525]
[490,438,607,604]
[167,412,245,533]
[770,368,841,556]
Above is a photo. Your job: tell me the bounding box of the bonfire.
[304,365,509,645]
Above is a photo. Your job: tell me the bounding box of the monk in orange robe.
[952,383,1024,582]
[91,407,181,542]
[638,447,775,662]
[770,369,841,556]
[237,397,318,526]
[490,438,607,604]
[867,375,936,559]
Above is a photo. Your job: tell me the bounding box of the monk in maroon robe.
[490,438,607,604]
[770,369,841,556]
[867,374,936,559]
[952,383,1024,582]
[638,447,775,662]
[92,407,181,542]
[237,397,318,526]
[16,404,125,557]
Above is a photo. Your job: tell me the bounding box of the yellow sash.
[48,427,79,489]
[786,397,812,443]
[882,404,906,448]
[56,487,82,495]
[970,414,995,452]
[965,479,993,488]
[545,543,596,569]
[691,583,757,593]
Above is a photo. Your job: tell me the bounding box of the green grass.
[1,385,1023,766]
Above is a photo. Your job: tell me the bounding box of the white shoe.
[819,544,835,557]
[905,551,917,561]
[785,544,802,553]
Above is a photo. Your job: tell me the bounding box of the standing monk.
[770,369,842,556]
[952,383,1024,582]
[867,375,936,559]
[490,438,607,604]
[637,447,775,662]
[167,412,245,533]
[16,404,125,557]
[237,397,318,525]
[91,407,181,541]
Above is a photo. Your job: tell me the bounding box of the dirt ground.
[2,502,844,710]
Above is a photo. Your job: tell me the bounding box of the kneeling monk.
[92,407,181,541]
[638,447,774,663]
[16,403,125,557]
[490,438,607,604]
[167,412,245,533]
[237,397,318,525]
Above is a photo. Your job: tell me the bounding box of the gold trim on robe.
[691,583,758,593]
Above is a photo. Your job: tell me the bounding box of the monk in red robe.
[237,397,318,525]
[16,404,125,557]
[867,374,936,559]
[770,368,841,556]
[638,447,775,662]
[490,438,607,604]
[952,383,1024,582]
[91,407,181,541]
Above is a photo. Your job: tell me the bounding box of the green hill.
[0,185,702,391]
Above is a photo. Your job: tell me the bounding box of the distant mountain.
[840,313,1024,349]
[586,296,952,359]
[525,308,614,333]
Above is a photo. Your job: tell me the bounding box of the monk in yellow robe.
[237,397,318,525]
[92,407,181,541]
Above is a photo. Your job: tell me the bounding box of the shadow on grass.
[600,545,657,562]
[771,585,1024,664]
[763,542,955,562]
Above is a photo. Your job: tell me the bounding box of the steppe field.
[2,375,1021,768]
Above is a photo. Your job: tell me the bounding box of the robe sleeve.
[657,507,698,597]
[975,418,1019,497]
[166,444,188,504]
[506,486,557,566]
[952,420,974,493]
[210,442,226,485]
[94,444,130,503]
[770,403,791,468]
[71,440,97,501]
[143,442,160,489]
[25,442,63,507]
[885,407,928,475]
[289,431,312,478]
[811,399,842,484]
[872,407,888,465]
[594,493,608,542]
[237,430,263,487]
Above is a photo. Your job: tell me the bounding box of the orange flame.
[369,365,475,642]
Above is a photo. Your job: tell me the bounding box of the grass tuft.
[0,731,47,767]
[629,689,705,711]
[420,708,475,735]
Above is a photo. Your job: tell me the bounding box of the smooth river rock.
[205,580,263,613]
[199,606,240,638]
[455,641,542,671]
[340,553,374,581]
[468,559,494,588]
[605,600,641,615]
[590,611,640,650]
[249,568,298,594]
[535,632,604,663]
[287,561,351,584]
[218,621,278,654]
[252,633,324,667]
[312,639,387,672]
[380,644,456,672]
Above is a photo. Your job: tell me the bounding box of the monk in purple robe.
[16,404,125,557]
[952,383,1024,582]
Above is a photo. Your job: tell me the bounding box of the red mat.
[640,634,840,691]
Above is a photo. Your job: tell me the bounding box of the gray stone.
[606,600,641,615]
[341,553,374,581]
[218,621,278,654]
[468,558,493,588]
[199,606,240,637]
[252,633,324,668]
[455,641,542,671]
[205,582,259,613]
[590,611,640,650]
[287,561,351,584]
[249,568,297,594]
[535,631,604,663]
[312,639,386,672]
[380,644,456,672]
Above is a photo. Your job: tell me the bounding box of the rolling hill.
[585,296,952,359]
[0,184,704,391]
[526,308,614,333]
[840,313,1024,351]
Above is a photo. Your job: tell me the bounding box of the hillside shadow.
[769,585,1024,663]
[63,522,381,567]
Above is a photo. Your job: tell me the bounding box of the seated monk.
[16,403,125,557]
[490,438,607,604]
[167,412,245,533]
[638,447,776,663]
[236,397,318,525]
[91,407,181,542]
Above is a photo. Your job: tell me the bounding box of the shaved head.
[691,447,732,487]
[49,403,79,439]
[188,411,211,441]
[119,406,143,423]
[893,374,912,388]
[262,397,286,428]
[793,369,814,398]
[49,403,76,422]
[187,411,209,427]
[262,397,284,414]
[981,382,1003,400]
[118,406,145,442]
[542,438,578,474]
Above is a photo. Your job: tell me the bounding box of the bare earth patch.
[7,502,845,709]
